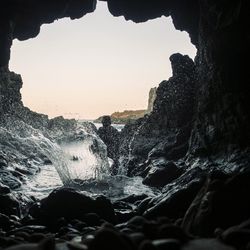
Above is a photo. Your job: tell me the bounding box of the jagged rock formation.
[146,87,157,114]
[0,68,22,115]
[102,0,250,158]
[119,53,196,178]
[1,0,248,158]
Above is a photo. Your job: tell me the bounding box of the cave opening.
[1,1,250,248]
[3,0,196,201]
[9,1,196,120]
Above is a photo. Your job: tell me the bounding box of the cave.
[0,0,250,249]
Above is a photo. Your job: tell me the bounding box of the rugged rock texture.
[101,0,250,151]
[32,188,116,226]
[0,68,22,115]
[1,1,248,162]
[146,87,157,114]
[119,53,196,178]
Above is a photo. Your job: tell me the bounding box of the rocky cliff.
[119,53,196,176]
[147,87,157,113]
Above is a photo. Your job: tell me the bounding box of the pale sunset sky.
[9,1,196,120]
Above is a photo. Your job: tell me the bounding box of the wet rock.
[139,240,157,250]
[221,218,250,248]
[126,216,149,230]
[119,194,148,204]
[114,201,133,210]
[4,237,55,250]
[0,155,8,168]
[0,170,22,190]
[28,233,46,243]
[182,239,235,250]
[182,171,250,236]
[0,193,20,216]
[0,182,10,194]
[157,224,190,243]
[118,53,196,175]
[83,213,101,227]
[67,242,88,250]
[152,239,181,250]
[36,188,116,226]
[142,168,205,220]
[129,232,145,247]
[143,161,184,188]
[115,210,136,224]
[0,213,11,230]
[89,228,132,250]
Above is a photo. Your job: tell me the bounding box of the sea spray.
[119,119,148,175]
[0,117,111,187]
[0,118,72,185]
[59,131,110,181]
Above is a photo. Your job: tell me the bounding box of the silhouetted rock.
[146,88,157,114]
[35,188,116,226]
[140,168,206,220]
[89,228,132,250]
[142,161,184,188]
[182,239,235,250]
[0,193,20,216]
[221,219,250,249]
[182,171,250,237]
[119,53,196,175]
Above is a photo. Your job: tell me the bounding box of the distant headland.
[94,87,157,124]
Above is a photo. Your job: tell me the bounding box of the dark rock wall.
[146,87,157,114]
[104,0,250,163]
[118,53,196,176]
[0,0,249,169]
[189,1,250,157]
[0,68,22,115]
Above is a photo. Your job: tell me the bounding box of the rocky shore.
[1,54,249,249]
[1,0,250,249]
[1,170,250,250]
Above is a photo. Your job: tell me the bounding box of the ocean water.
[18,122,157,200]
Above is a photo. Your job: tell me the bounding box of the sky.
[9,1,196,120]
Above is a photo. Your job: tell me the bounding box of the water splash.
[122,119,148,173]
[0,117,110,187]
[59,129,110,182]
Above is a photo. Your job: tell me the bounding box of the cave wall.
[104,0,250,156]
[0,0,249,160]
[0,0,97,67]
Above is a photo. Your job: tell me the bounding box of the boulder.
[0,193,20,216]
[182,239,235,250]
[221,218,250,248]
[182,171,250,236]
[89,228,132,250]
[143,161,184,188]
[35,188,116,225]
[141,168,206,219]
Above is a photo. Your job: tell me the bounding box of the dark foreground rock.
[1,170,250,249]
[142,161,184,188]
[182,170,250,237]
[118,53,196,175]
[31,188,116,227]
